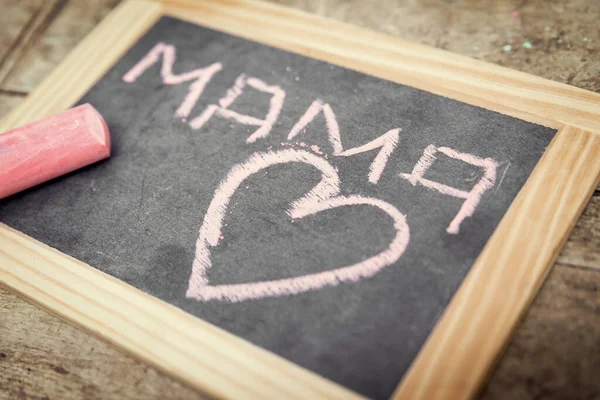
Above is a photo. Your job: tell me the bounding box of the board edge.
[0,0,164,132]
[393,126,600,399]
[161,0,600,134]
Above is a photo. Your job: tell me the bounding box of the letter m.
[122,42,223,118]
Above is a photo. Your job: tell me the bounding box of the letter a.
[399,145,498,234]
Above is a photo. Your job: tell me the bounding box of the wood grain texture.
[0,222,362,400]
[270,0,600,94]
[0,286,206,400]
[0,0,65,88]
[163,0,600,133]
[0,93,24,119]
[2,262,599,400]
[0,0,44,79]
[1,0,121,93]
[0,0,162,132]
[480,263,600,400]
[393,126,600,400]
[0,1,598,398]
[557,195,600,270]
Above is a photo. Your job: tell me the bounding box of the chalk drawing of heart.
[186,148,410,303]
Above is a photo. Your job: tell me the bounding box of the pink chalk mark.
[511,11,521,27]
[187,148,410,302]
[219,75,246,108]
[189,74,286,143]
[310,144,323,155]
[122,42,223,119]
[399,145,498,234]
[288,99,342,155]
[338,128,400,184]
[290,100,400,183]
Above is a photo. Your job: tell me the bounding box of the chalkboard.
[0,16,556,399]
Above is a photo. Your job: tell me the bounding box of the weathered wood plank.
[0,93,24,119]
[480,263,600,400]
[1,0,120,93]
[0,0,44,69]
[558,195,600,270]
[270,0,600,93]
[3,0,600,97]
[0,0,65,88]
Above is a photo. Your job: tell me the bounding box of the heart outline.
[186,148,410,302]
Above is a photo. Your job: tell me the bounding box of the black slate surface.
[0,17,556,399]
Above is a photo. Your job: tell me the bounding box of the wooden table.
[1,1,598,399]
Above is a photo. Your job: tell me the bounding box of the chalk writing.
[123,42,501,301]
[290,101,400,184]
[187,149,410,302]
[122,42,222,119]
[338,129,400,184]
[189,74,286,143]
[399,145,498,234]
[289,99,342,155]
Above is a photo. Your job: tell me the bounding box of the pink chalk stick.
[0,104,111,199]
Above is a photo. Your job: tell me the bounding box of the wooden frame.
[1,0,599,399]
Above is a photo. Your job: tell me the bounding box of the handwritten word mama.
[123,42,499,237]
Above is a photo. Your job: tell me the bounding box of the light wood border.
[1,1,599,399]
